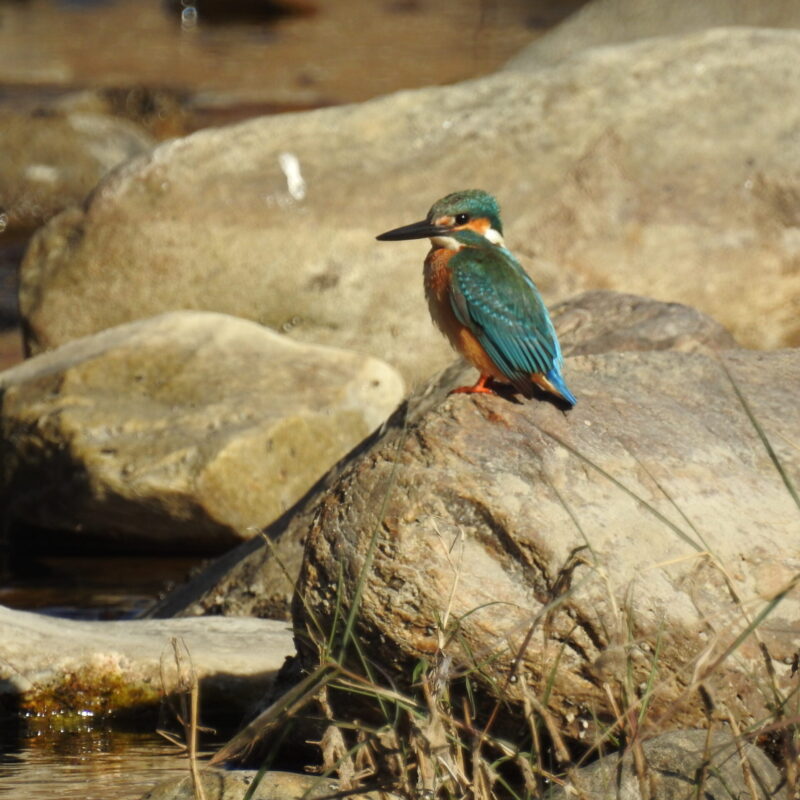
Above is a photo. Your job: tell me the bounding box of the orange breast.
[423,248,506,380]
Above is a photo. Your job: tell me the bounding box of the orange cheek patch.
[463,217,490,235]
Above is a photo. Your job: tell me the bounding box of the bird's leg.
[450,373,499,396]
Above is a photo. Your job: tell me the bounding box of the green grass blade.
[538,427,704,553]
[718,357,800,512]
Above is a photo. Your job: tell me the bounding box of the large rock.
[551,290,737,355]
[149,291,735,620]
[292,346,800,742]
[0,311,403,551]
[507,0,800,70]
[19,28,800,382]
[0,605,292,723]
[0,109,154,232]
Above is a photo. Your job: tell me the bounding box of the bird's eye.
[455,213,470,225]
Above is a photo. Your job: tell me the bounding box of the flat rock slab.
[0,606,293,721]
[140,769,384,800]
[19,28,800,383]
[293,347,800,740]
[0,310,404,551]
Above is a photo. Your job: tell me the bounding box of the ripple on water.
[0,728,212,800]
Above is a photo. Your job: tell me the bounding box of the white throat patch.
[430,235,462,251]
[484,228,505,246]
[430,227,505,251]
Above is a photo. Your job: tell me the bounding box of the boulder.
[292,346,800,741]
[506,0,800,70]
[0,311,403,552]
[547,729,786,800]
[0,605,293,722]
[552,290,737,355]
[19,29,800,379]
[148,291,736,620]
[0,109,153,232]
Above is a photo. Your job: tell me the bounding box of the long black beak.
[376,219,450,241]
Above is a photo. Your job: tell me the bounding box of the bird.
[376,189,576,407]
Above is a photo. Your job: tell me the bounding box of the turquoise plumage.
[377,190,576,407]
[447,229,574,404]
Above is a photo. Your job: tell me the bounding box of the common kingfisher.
[376,190,576,406]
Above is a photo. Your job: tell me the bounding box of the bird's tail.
[536,368,577,407]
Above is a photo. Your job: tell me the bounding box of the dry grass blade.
[694,574,800,687]
[157,637,208,800]
[724,712,761,800]
[210,664,337,766]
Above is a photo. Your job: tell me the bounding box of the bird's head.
[376,190,504,250]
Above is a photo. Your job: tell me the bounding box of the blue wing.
[448,242,571,401]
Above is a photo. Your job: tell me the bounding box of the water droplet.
[181,5,198,30]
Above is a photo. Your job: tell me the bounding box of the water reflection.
[163,0,314,26]
[0,0,553,113]
[0,553,207,619]
[0,728,209,800]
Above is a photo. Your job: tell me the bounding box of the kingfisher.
[376,190,576,406]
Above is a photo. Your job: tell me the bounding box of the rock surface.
[507,0,800,69]
[19,28,800,380]
[0,310,403,551]
[0,605,292,722]
[0,109,153,232]
[140,769,382,800]
[291,347,800,740]
[547,729,786,800]
[149,291,735,619]
[552,290,737,355]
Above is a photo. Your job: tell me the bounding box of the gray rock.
[149,291,733,620]
[292,347,800,742]
[548,729,786,800]
[19,29,800,379]
[554,291,737,356]
[507,0,800,70]
[0,109,153,231]
[0,605,292,721]
[139,769,382,800]
[0,310,403,551]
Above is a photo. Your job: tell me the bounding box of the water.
[0,554,207,620]
[0,728,211,799]
[0,0,554,124]
[0,550,214,798]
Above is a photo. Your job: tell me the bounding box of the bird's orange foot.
[449,374,499,396]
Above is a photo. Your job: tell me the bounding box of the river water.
[0,729,207,800]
